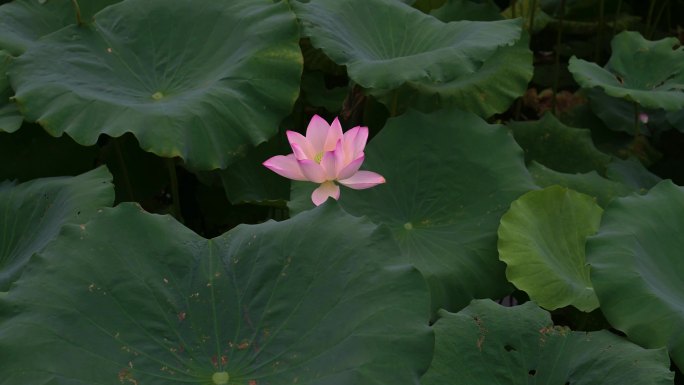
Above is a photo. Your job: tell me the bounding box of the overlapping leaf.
[0,203,433,384]
[585,89,668,135]
[422,300,674,385]
[528,162,631,207]
[498,186,602,311]
[587,180,684,368]
[290,109,536,313]
[0,0,120,55]
[0,166,113,291]
[569,31,684,110]
[604,157,661,192]
[509,113,612,174]
[9,0,303,170]
[370,37,533,117]
[293,0,528,117]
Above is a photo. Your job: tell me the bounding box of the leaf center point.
[151,91,164,100]
[212,371,230,384]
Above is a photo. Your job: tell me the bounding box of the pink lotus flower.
[263,115,385,206]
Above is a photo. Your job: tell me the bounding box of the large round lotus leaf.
[508,112,612,174]
[498,186,602,311]
[586,180,684,368]
[421,299,674,385]
[292,0,523,90]
[369,36,533,118]
[8,0,302,170]
[290,109,536,313]
[0,166,113,291]
[568,31,684,110]
[0,50,21,133]
[0,203,433,385]
[528,162,631,207]
[0,0,120,55]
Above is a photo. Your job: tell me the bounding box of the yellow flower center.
[314,152,323,163]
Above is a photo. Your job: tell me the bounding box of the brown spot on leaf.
[473,316,487,351]
[117,368,138,385]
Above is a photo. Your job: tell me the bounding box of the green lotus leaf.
[586,88,671,135]
[0,50,21,133]
[0,203,433,384]
[369,34,532,117]
[605,156,661,193]
[0,166,114,291]
[528,162,632,207]
[568,31,684,110]
[290,109,535,313]
[292,0,523,90]
[498,186,602,311]
[430,0,503,22]
[0,0,119,55]
[586,180,684,368]
[422,299,674,385]
[509,112,612,174]
[9,0,303,170]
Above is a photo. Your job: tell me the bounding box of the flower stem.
[633,101,641,138]
[528,0,538,32]
[645,0,657,37]
[649,0,668,38]
[511,0,517,18]
[71,0,83,26]
[611,0,623,37]
[113,137,135,202]
[552,0,566,115]
[390,89,399,117]
[165,158,184,223]
[595,0,605,62]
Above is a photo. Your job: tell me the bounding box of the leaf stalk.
[71,0,83,26]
